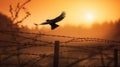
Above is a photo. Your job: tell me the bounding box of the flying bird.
[35,12,65,30]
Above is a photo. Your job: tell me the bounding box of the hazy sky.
[0,0,120,28]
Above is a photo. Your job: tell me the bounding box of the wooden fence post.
[114,48,118,67]
[100,50,105,67]
[53,41,60,67]
[0,54,1,66]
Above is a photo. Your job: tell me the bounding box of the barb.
[0,40,52,48]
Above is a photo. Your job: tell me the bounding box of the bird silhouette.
[35,12,65,30]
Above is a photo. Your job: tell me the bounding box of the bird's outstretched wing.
[40,22,49,25]
[50,12,65,23]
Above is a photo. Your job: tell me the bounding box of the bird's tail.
[50,24,59,30]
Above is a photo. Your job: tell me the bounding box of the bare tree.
[9,0,31,25]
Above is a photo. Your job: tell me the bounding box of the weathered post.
[100,50,105,67]
[53,41,60,67]
[0,54,1,66]
[17,47,21,67]
[114,48,118,67]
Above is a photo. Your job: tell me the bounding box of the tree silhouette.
[114,19,120,39]
[0,13,18,31]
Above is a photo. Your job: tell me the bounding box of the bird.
[35,12,65,30]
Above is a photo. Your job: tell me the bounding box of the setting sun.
[85,13,94,22]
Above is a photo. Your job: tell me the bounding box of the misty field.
[0,30,120,67]
[0,42,120,67]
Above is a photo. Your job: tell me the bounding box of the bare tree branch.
[15,2,20,12]
[16,7,31,24]
[9,5,14,19]
[20,0,31,8]
[9,0,31,25]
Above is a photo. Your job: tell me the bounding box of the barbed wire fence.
[0,30,120,67]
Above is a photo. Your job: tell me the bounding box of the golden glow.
[0,0,120,28]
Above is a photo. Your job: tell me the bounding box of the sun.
[84,12,94,23]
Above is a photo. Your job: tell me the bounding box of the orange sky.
[0,0,120,28]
